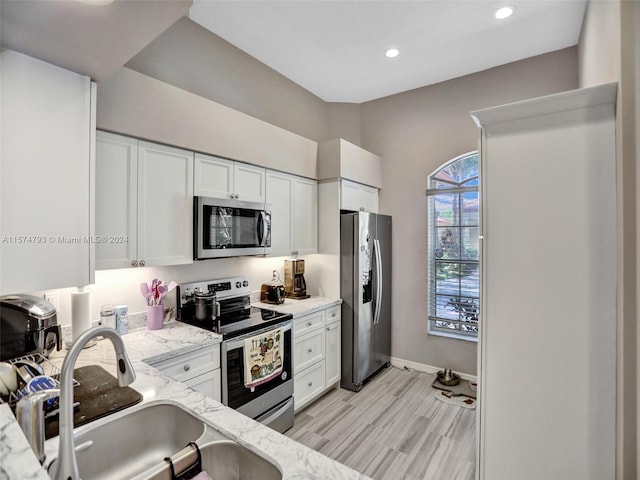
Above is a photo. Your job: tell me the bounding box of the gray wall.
[360,47,579,375]
[125,17,330,142]
[117,19,580,376]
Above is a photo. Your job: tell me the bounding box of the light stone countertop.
[252,296,342,318]
[0,311,368,480]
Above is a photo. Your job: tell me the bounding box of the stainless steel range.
[177,276,294,433]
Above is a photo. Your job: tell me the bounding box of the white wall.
[578,1,639,477]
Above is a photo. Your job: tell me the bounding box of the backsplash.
[32,253,333,327]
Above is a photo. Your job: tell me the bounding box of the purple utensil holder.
[147,305,164,330]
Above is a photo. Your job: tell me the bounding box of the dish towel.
[244,327,283,390]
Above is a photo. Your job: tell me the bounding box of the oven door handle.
[255,397,294,426]
[223,321,292,351]
[258,211,268,247]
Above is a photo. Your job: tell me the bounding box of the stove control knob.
[242,280,249,287]
[235,281,242,288]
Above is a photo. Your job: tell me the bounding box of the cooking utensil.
[156,285,168,305]
[140,282,149,298]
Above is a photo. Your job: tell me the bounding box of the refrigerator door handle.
[373,239,383,325]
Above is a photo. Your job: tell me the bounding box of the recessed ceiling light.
[385,48,399,58]
[494,6,514,19]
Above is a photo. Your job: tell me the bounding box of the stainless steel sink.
[46,402,281,480]
[141,440,282,480]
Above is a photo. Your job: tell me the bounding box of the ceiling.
[189,0,588,104]
[0,0,191,82]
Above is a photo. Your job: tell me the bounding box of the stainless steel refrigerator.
[340,211,392,392]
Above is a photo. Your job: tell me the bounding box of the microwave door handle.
[258,211,268,247]
[373,239,383,325]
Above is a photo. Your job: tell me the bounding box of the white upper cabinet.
[266,171,295,256]
[137,141,193,267]
[194,153,266,203]
[294,177,318,255]
[95,131,194,269]
[266,171,317,256]
[194,154,234,199]
[95,132,137,269]
[340,179,379,213]
[1,51,95,294]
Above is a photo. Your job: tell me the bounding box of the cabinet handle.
[235,194,240,199]
[307,348,313,353]
[139,260,145,267]
[331,312,336,317]
[184,364,190,372]
[307,322,312,326]
[308,382,313,387]
[327,327,330,331]
[359,207,365,211]
[131,260,138,267]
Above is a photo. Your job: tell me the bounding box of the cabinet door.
[138,141,193,266]
[266,170,295,256]
[1,51,94,293]
[184,369,221,402]
[325,319,341,388]
[194,153,234,199]
[340,179,361,212]
[95,132,138,269]
[294,178,318,255]
[360,185,379,213]
[234,163,266,203]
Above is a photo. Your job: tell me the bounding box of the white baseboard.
[390,356,477,382]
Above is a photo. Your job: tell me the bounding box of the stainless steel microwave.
[194,196,271,259]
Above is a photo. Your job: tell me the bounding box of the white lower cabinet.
[324,307,341,387]
[294,362,325,409]
[293,305,341,412]
[147,344,221,402]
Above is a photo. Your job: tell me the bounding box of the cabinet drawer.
[150,345,220,382]
[294,328,325,372]
[325,305,341,325]
[294,311,324,336]
[294,361,325,411]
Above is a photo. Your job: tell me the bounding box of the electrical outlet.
[44,292,59,312]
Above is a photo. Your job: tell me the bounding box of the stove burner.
[178,277,291,339]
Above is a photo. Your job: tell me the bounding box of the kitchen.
[0,1,638,480]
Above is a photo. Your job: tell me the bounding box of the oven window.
[226,329,292,409]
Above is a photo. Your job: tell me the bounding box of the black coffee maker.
[0,294,62,361]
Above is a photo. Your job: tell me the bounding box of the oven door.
[195,196,271,259]
[221,320,293,420]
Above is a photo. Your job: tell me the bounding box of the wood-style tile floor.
[286,366,476,480]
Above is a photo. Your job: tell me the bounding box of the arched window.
[426,151,479,340]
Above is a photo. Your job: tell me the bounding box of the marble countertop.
[252,296,342,318]
[0,314,368,480]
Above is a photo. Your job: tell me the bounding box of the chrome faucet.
[16,389,60,465]
[50,326,135,480]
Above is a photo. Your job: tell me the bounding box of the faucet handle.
[16,388,60,465]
